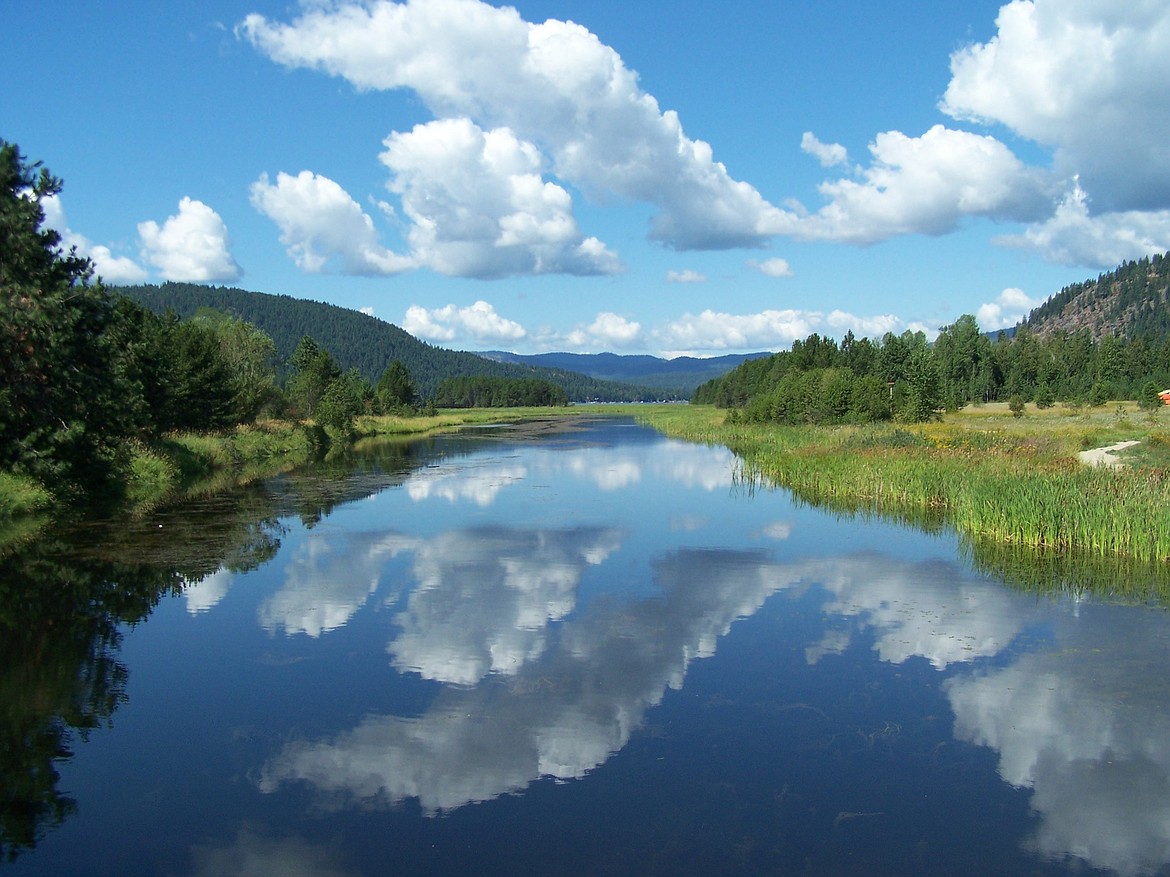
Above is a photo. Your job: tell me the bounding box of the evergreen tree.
[375,360,416,412]
[0,141,135,491]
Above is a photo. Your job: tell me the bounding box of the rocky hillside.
[1025,252,1170,339]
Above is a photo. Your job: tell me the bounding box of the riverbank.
[634,402,1170,565]
[0,407,584,552]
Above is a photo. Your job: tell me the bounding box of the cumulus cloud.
[39,194,149,283]
[995,181,1170,268]
[976,287,1042,331]
[380,118,620,277]
[402,300,527,345]
[250,170,414,275]
[750,257,794,278]
[239,0,789,253]
[800,131,849,168]
[559,312,643,351]
[824,309,903,338]
[942,0,1170,214]
[138,197,241,282]
[666,269,706,283]
[784,125,1053,244]
[655,307,906,353]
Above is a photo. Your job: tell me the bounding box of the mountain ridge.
[112,283,691,402]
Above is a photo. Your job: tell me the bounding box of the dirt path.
[1077,440,1141,468]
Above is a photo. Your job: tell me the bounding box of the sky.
[4,0,1170,358]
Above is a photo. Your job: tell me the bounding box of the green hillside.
[113,283,676,402]
[480,350,771,395]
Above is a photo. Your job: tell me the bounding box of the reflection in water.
[388,526,625,685]
[802,553,1033,669]
[9,418,1170,876]
[260,548,792,813]
[188,829,354,877]
[406,462,528,506]
[259,531,417,637]
[948,603,1170,874]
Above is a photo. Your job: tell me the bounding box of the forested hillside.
[480,350,771,395]
[1025,252,1170,339]
[114,284,676,401]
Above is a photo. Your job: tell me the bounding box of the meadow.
[633,402,1170,568]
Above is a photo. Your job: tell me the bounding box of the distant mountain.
[1024,251,1170,339]
[112,283,678,402]
[480,350,773,395]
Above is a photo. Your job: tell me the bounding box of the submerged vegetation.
[636,403,1170,588]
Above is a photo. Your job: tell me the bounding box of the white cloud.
[40,194,149,283]
[138,197,242,282]
[784,125,1053,244]
[655,308,908,353]
[824,309,902,338]
[360,306,375,317]
[942,0,1170,214]
[402,300,527,344]
[380,118,621,277]
[750,257,794,278]
[801,131,848,168]
[995,181,1170,268]
[250,170,414,275]
[976,287,1042,331]
[239,0,789,251]
[666,269,706,283]
[582,312,642,348]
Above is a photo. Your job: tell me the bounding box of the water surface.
[4,417,1169,876]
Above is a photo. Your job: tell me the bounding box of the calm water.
[4,417,1170,876]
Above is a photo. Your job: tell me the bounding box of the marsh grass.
[636,403,1170,572]
[0,471,52,518]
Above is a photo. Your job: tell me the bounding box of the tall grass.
[637,405,1170,566]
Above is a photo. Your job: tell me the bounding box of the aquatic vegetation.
[637,404,1170,569]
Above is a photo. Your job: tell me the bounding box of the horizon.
[5,1,1168,358]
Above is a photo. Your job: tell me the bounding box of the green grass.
[635,403,1170,567]
[0,471,52,519]
[355,406,583,437]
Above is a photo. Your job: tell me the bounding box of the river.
[3,416,1169,876]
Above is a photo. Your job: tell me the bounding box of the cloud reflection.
[405,462,527,506]
[187,828,353,877]
[399,439,738,508]
[947,604,1170,876]
[184,569,234,614]
[388,526,625,685]
[258,531,417,637]
[259,548,795,813]
[803,553,1030,669]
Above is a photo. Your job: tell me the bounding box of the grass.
[355,406,583,437]
[635,402,1170,567]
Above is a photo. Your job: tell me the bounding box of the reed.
[636,405,1170,565]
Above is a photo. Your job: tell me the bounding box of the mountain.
[1024,252,1170,339]
[111,283,678,402]
[480,350,773,395]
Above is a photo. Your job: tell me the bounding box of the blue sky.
[5,0,1170,357]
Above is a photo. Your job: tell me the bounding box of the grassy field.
[634,402,1170,568]
[5,400,1167,580]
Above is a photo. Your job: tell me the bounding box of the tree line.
[1,141,576,501]
[695,314,1170,424]
[114,282,679,401]
[432,375,568,408]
